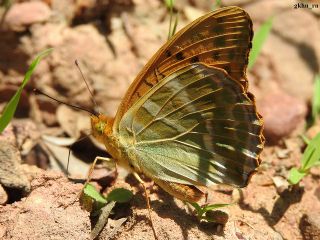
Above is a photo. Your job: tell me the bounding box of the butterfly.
[91,6,264,204]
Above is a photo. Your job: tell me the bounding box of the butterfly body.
[91,112,205,202]
[91,114,131,172]
[91,6,264,202]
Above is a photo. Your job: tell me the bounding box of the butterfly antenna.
[33,88,97,116]
[74,60,99,111]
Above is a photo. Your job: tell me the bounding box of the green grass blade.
[248,17,273,69]
[164,0,173,8]
[1,0,12,8]
[288,167,306,185]
[188,202,202,215]
[0,48,53,133]
[300,134,311,145]
[212,0,221,10]
[301,132,320,170]
[202,203,233,213]
[170,13,178,38]
[188,201,232,219]
[166,0,175,40]
[312,74,320,122]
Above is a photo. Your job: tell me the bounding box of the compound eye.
[95,122,106,134]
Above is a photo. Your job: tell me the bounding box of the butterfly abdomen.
[155,179,204,202]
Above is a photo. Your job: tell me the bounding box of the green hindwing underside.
[118,64,263,187]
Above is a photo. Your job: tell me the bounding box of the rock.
[246,3,320,106]
[22,22,131,116]
[245,0,289,22]
[315,186,320,201]
[204,209,229,225]
[300,213,320,239]
[43,140,90,179]
[272,176,289,195]
[0,124,30,191]
[0,30,29,87]
[56,105,90,139]
[257,91,307,144]
[4,2,51,31]
[13,120,40,154]
[184,6,205,21]
[49,0,133,24]
[262,9,320,104]
[0,171,91,240]
[222,0,253,5]
[0,184,8,205]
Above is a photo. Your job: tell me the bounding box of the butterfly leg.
[132,172,158,240]
[82,156,115,190]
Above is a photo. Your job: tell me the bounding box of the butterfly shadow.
[238,185,304,229]
[125,174,225,239]
[151,189,226,239]
[272,28,319,74]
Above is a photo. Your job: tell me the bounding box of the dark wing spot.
[165,50,172,58]
[193,32,204,41]
[191,56,199,63]
[213,24,224,34]
[225,66,231,74]
[228,49,236,60]
[214,36,225,46]
[216,17,223,24]
[213,52,220,61]
[176,52,185,61]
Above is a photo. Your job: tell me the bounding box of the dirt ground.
[1,0,320,239]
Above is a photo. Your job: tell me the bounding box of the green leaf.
[0,48,53,133]
[188,201,232,220]
[188,202,203,217]
[300,132,320,171]
[288,167,307,185]
[248,17,273,69]
[288,132,320,185]
[83,183,107,204]
[202,203,233,213]
[312,74,320,122]
[106,188,133,203]
[90,201,116,240]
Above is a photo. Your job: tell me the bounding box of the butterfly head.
[91,114,114,143]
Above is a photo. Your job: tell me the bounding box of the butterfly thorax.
[91,114,136,171]
[90,114,121,162]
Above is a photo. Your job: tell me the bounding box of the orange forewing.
[114,6,253,125]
